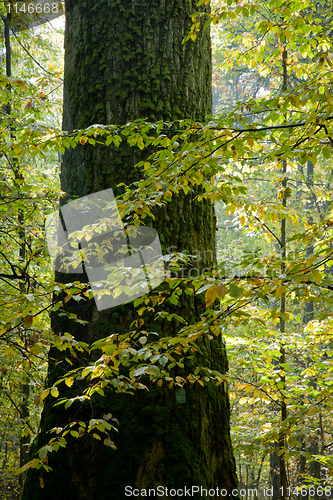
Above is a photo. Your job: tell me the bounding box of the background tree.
[0,7,64,497]
[204,0,333,495]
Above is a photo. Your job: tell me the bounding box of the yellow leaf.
[306,255,316,267]
[18,460,34,474]
[24,99,32,110]
[157,379,163,387]
[239,397,247,405]
[65,378,74,387]
[229,204,236,214]
[40,389,50,401]
[210,192,219,204]
[240,215,246,226]
[210,325,220,336]
[275,285,285,299]
[24,315,33,328]
[79,137,88,145]
[205,285,217,307]
[136,318,144,328]
[310,270,322,284]
[289,95,299,107]
[39,476,45,488]
[50,387,59,398]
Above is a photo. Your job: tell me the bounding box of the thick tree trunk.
[21,1,238,498]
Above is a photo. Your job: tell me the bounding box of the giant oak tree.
[21,0,238,498]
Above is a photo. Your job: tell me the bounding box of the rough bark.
[21,1,238,498]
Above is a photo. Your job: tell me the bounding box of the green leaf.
[50,387,59,398]
[229,283,243,298]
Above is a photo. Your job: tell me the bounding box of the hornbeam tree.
[21,0,238,498]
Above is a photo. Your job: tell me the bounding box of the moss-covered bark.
[21,0,238,498]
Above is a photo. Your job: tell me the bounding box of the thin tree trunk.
[270,449,280,500]
[278,46,288,500]
[304,160,314,324]
[246,466,249,500]
[239,461,244,493]
[4,12,30,491]
[254,453,266,500]
[297,434,306,484]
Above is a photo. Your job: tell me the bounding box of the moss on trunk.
[21,0,238,498]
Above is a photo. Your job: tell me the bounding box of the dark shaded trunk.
[21,0,238,499]
[270,451,280,500]
[254,453,266,500]
[304,160,314,324]
[278,47,288,500]
[297,435,306,484]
